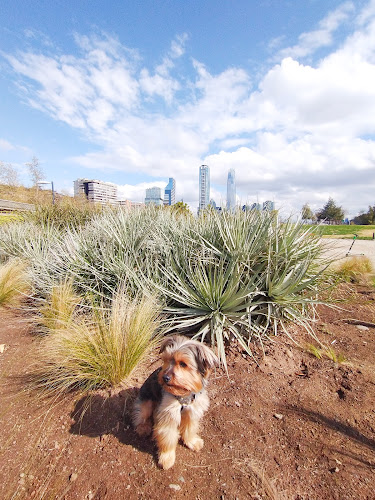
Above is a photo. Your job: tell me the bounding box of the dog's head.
[158,336,219,397]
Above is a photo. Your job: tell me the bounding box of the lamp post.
[37,181,55,205]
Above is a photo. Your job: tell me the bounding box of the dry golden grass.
[32,288,163,397]
[39,278,80,333]
[334,256,373,284]
[0,259,30,307]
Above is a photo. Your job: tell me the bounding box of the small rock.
[69,472,78,482]
[273,413,284,420]
[87,491,94,500]
[356,325,369,331]
[169,484,181,491]
[329,467,339,473]
[178,476,185,483]
[235,401,241,407]
[0,344,7,354]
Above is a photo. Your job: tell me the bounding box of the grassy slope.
[307,224,375,239]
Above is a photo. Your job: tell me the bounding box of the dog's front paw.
[158,450,176,470]
[185,436,204,452]
[135,422,153,437]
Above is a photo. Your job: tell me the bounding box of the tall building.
[226,169,236,211]
[145,186,164,206]
[199,165,210,212]
[163,178,176,206]
[263,200,275,211]
[74,178,117,204]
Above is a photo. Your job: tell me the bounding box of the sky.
[1,0,375,218]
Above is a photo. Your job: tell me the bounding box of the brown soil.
[1,287,375,500]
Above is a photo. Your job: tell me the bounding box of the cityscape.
[74,165,275,214]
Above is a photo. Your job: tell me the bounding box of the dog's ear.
[159,336,177,354]
[193,343,219,377]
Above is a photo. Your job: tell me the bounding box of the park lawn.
[307,224,375,239]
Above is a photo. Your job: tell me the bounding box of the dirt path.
[1,289,375,500]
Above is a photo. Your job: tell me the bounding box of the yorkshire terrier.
[132,335,218,470]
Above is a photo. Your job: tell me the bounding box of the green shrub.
[0,206,330,367]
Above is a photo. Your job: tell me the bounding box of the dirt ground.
[1,286,375,500]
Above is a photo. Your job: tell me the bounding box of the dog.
[132,335,218,470]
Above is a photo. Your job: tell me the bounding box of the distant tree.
[316,198,345,223]
[26,156,44,186]
[170,201,192,217]
[0,161,20,186]
[301,203,315,221]
[353,205,375,225]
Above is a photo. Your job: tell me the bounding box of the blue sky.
[1,0,375,217]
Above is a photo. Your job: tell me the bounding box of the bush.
[334,256,373,284]
[23,197,103,231]
[0,206,329,367]
[32,288,163,396]
[0,259,30,307]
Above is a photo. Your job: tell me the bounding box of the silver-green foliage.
[0,206,328,365]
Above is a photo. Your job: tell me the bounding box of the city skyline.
[199,165,210,212]
[1,1,375,219]
[226,169,236,211]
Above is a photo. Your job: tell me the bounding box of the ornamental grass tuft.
[0,259,30,307]
[32,288,163,396]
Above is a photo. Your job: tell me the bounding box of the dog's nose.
[163,374,171,383]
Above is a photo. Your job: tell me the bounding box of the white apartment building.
[74,178,117,204]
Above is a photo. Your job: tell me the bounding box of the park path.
[323,238,375,268]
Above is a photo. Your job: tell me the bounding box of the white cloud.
[3,2,375,218]
[0,138,15,151]
[277,2,354,59]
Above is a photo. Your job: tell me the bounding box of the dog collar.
[175,392,197,408]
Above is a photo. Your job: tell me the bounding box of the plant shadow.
[284,404,375,451]
[69,387,156,460]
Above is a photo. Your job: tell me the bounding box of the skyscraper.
[199,165,210,212]
[226,169,236,211]
[145,186,164,206]
[163,178,176,206]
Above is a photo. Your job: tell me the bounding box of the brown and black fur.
[132,335,218,470]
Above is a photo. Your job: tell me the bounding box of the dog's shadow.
[69,387,156,459]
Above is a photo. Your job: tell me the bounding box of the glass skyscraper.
[199,165,210,212]
[226,168,236,211]
[163,177,176,205]
[145,186,164,206]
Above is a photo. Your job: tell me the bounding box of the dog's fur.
[132,335,218,469]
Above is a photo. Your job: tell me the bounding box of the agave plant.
[153,210,328,367]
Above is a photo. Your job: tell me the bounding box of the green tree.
[353,205,375,225]
[316,198,345,223]
[301,203,315,221]
[170,201,191,217]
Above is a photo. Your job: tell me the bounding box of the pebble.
[0,344,7,354]
[178,476,185,483]
[169,484,181,491]
[273,413,284,420]
[69,472,78,482]
[356,325,369,331]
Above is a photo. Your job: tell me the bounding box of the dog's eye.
[179,361,187,368]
